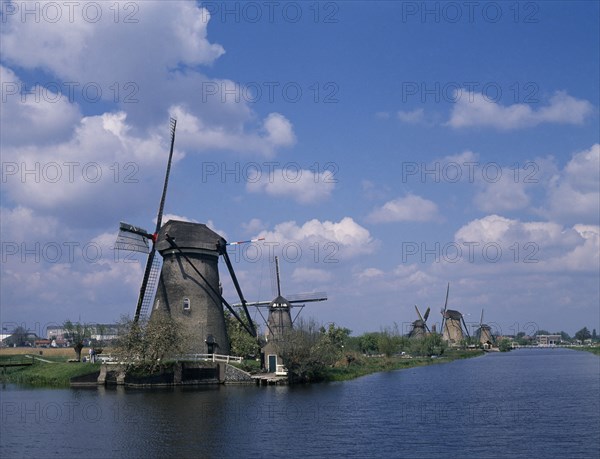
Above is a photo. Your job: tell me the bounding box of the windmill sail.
[114,118,177,322]
[114,222,151,253]
[137,256,162,319]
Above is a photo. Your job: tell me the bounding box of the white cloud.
[454,215,599,272]
[0,65,81,147]
[447,90,593,130]
[368,194,440,223]
[473,168,531,212]
[246,167,334,204]
[0,2,224,85]
[291,267,333,284]
[257,217,377,259]
[542,144,600,224]
[170,105,295,157]
[242,218,268,234]
[397,108,425,124]
[356,267,385,280]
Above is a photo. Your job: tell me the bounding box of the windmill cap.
[443,309,463,320]
[155,220,225,253]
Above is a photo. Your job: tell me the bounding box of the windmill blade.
[440,282,450,334]
[480,309,484,327]
[274,256,282,297]
[415,305,424,322]
[219,241,257,337]
[461,314,471,339]
[287,292,327,303]
[134,248,160,321]
[423,307,430,322]
[114,228,150,253]
[153,118,177,235]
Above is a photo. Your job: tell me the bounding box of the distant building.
[46,324,120,342]
[537,334,561,346]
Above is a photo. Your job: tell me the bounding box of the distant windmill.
[408,305,431,339]
[475,309,494,347]
[234,256,327,372]
[440,283,470,345]
[114,118,257,355]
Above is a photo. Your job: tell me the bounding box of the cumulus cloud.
[0,65,81,147]
[368,194,440,223]
[447,90,593,130]
[291,267,333,284]
[454,215,599,272]
[170,105,295,157]
[246,165,334,204]
[257,217,377,259]
[0,2,224,85]
[541,144,600,224]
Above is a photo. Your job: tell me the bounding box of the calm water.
[1,348,599,458]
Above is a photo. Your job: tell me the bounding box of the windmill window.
[183,298,191,311]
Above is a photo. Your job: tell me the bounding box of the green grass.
[0,358,101,387]
[323,349,485,382]
[572,346,600,356]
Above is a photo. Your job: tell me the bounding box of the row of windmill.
[114,119,494,374]
[408,284,495,347]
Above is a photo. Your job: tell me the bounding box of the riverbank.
[1,349,485,387]
[323,349,485,382]
[571,346,600,356]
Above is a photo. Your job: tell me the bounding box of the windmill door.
[268,355,277,373]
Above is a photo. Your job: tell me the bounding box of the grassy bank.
[0,348,485,387]
[0,348,103,387]
[572,346,600,356]
[323,349,485,382]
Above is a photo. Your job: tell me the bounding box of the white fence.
[96,353,243,364]
[176,354,243,363]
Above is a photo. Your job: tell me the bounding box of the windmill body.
[265,295,293,341]
[151,220,230,355]
[477,325,494,346]
[442,309,466,344]
[408,305,430,339]
[475,310,494,347]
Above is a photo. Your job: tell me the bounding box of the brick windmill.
[475,309,494,348]
[408,305,431,339]
[440,283,470,345]
[115,118,257,354]
[235,256,327,372]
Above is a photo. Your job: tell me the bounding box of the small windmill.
[114,118,257,355]
[234,256,327,372]
[440,283,470,345]
[475,309,494,347]
[408,305,431,339]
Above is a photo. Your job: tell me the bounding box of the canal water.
[1,348,599,458]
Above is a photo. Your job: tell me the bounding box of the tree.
[574,327,592,343]
[115,312,186,373]
[498,339,512,352]
[377,324,402,357]
[6,326,28,347]
[275,318,339,382]
[356,333,379,355]
[593,329,598,342]
[559,331,571,342]
[224,310,260,359]
[410,334,446,357]
[63,321,91,361]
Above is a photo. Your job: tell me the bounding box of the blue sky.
[1,1,598,339]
